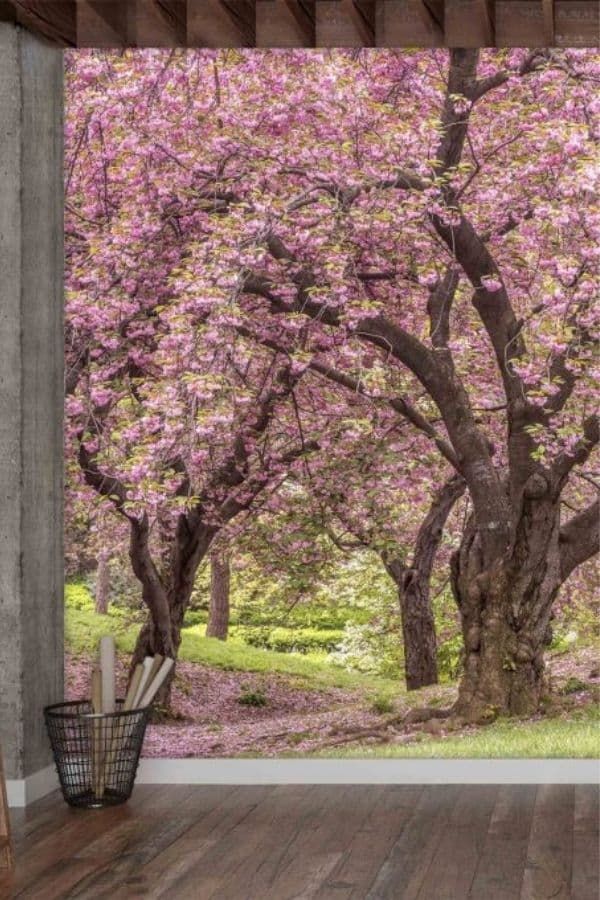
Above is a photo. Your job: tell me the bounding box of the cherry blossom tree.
[66,47,599,718]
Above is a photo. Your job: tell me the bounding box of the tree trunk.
[206,551,230,640]
[128,517,212,707]
[398,570,439,690]
[94,552,111,615]
[451,498,563,722]
[383,474,466,690]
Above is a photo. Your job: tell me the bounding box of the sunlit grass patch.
[316,706,600,759]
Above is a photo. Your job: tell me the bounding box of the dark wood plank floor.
[1,784,597,899]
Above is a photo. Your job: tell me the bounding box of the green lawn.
[316,706,600,758]
[65,586,401,697]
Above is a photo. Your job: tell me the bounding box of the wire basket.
[44,700,150,808]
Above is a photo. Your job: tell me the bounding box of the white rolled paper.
[132,656,155,709]
[140,657,175,708]
[99,636,116,714]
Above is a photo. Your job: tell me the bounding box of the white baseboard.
[8,758,599,806]
[136,758,600,786]
[6,764,58,807]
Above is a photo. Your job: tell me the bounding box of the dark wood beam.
[1,0,599,48]
[376,0,443,45]
[187,0,255,46]
[555,0,598,47]
[495,1,550,45]
[256,0,315,47]
[316,0,375,46]
[445,0,495,46]
[133,0,187,45]
[1,1,77,46]
[77,1,129,46]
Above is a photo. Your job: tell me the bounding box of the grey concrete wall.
[0,24,64,780]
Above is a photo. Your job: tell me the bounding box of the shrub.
[437,634,464,681]
[183,609,209,629]
[240,626,345,655]
[372,695,395,714]
[65,581,94,611]
[562,677,588,695]
[238,687,268,707]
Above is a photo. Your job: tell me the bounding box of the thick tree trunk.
[206,551,230,640]
[451,497,562,722]
[94,552,111,615]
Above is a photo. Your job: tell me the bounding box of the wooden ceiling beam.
[445,0,495,46]
[187,0,255,47]
[376,1,443,46]
[495,1,552,46]
[133,1,187,46]
[0,1,77,46]
[77,1,129,47]
[315,0,375,47]
[554,0,598,47]
[1,0,599,47]
[256,1,315,47]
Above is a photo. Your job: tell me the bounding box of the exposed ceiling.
[0,1,596,48]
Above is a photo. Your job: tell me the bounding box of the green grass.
[316,706,600,759]
[65,585,401,696]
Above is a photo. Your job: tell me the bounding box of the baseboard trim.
[136,758,600,785]
[6,764,58,807]
[8,758,599,805]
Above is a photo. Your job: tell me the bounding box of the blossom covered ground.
[65,647,599,758]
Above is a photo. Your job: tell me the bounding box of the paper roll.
[91,665,105,798]
[132,656,154,708]
[139,657,175,707]
[99,636,116,714]
[147,654,164,685]
[124,663,143,711]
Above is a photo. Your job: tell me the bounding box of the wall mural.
[64,47,599,760]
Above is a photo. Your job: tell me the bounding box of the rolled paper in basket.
[124,664,143,711]
[147,654,164,686]
[140,657,175,707]
[132,656,155,709]
[100,636,116,714]
[91,665,105,799]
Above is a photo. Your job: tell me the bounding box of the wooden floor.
[1,784,598,899]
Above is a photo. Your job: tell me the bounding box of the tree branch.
[559,498,599,582]
[554,414,600,481]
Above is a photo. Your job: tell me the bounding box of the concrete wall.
[0,24,64,780]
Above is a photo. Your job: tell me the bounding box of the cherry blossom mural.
[64,47,599,757]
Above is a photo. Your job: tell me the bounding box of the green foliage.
[371,695,395,715]
[183,608,209,628]
[561,677,588,695]
[550,629,580,655]
[65,581,95,612]
[66,599,137,657]
[241,626,345,655]
[65,587,401,695]
[437,634,464,681]
[237,687,268,707]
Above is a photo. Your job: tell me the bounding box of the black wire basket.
[44,700,150,808]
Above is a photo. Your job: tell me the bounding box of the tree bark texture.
[450,490,598,721]
[206,551,231,640]
[385,474,466,690]
[94,552,111,615]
